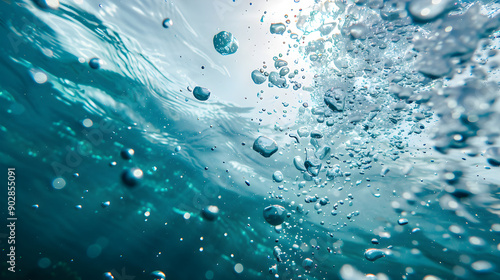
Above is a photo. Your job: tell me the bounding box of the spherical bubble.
[365,249,385,261]
[31,70,48,84]
[253,136,278,158]
[270,23,286,35]
[398,218,408,225]
[274,59,288,69]
[193,86,211,101]
[82,118,93,128]
[52,177,66,189]
[151,270,166,280]
[340,264,369,279]
[469,236,486,247]
[162,18,173,28]
[101,201,111,208]
[408,0,452,22]
[205,270,214,280]
[121,168,143,187]
[471,260,494,273]
[251,70,267,84]
[234,263,244,273]
[120,148,135,160]
[302,258,314,270]
[263,205,286,226]
[272,171,284,182]
[201,205,219,221]
[89,58,103,69]
[213,31,239,55]
[38,257,51,269]
[279,67,290,76]
[87,244,102,258]
[8,103,25,115]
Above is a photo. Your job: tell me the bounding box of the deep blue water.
[1,0,500,280]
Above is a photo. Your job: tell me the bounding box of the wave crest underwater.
[1,0,500,279]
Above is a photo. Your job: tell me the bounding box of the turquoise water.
[1,0,500,279]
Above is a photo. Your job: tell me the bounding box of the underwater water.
[1,0,500,279]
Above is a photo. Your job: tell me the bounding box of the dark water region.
[0,0,500,280]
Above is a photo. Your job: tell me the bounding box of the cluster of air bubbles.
[36,1,500,279]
